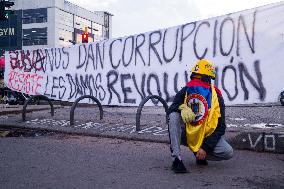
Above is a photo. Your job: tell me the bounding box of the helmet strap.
[190,73,211,84]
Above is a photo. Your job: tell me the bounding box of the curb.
[228,131,284,153]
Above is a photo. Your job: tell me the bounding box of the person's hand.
[196,148,207,160]
[179,104,195,124]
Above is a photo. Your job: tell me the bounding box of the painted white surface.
[227,123,284,129]
[4,2,284,106]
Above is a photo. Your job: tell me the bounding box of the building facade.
[0,0,112,53]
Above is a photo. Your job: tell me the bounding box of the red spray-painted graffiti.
[8,70,43,94]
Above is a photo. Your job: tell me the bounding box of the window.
[58,10,73,29]
[22,28,47,46]
[92,22,103,38]
[103,13,110,38]
[58,28,73,46]
[75,16,91,31]
[22,8,47,24]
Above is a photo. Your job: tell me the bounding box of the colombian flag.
[184,79,221,152]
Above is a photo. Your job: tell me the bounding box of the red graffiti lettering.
[7,70,44,94]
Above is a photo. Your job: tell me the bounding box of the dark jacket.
[167,84,226,154]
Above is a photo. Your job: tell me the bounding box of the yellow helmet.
[191,59,216,78]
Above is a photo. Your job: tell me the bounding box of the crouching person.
[168,59,233,173]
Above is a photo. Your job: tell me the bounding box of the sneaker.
[196,159,208,166]
[171,157,188,173]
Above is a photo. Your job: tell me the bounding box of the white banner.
[4,2,284,106]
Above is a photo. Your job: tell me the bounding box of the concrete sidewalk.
[0,104,283,153]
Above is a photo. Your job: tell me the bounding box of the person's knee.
[169,112,180,120]
[169,112,182,126]
[223,146,234,160]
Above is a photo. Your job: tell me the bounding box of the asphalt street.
[0,134,283,189]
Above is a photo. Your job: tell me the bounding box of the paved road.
[1,134,283,189]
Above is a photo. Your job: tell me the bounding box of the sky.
[67,0,282,38]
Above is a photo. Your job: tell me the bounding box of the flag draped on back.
[184,79,221,152]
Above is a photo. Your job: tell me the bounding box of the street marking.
[264,135,275,151]
[24,118,168,136]
[248,133,262,148]
[0,116,8,120]
[229,117,246,121]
